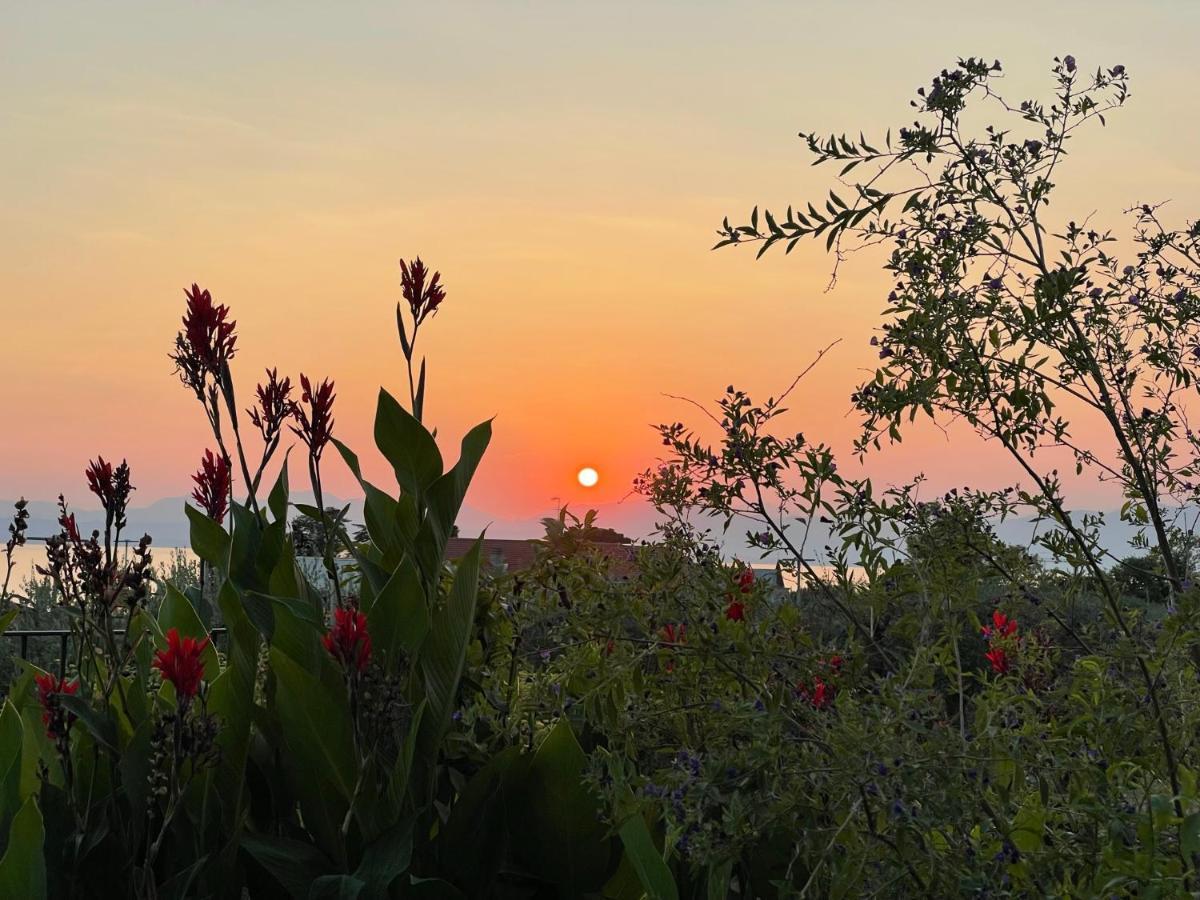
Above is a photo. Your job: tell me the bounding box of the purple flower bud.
[1064,55,1076,73]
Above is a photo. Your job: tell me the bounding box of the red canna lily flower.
[180,283,237,373]
[248,368,296,444]
[800,676,835,710]
[59,511,80,543]
[323,606,372,673]
[660,623,686,645]
[737,569,755,593]
[725,598,746,621]
[35,673,80,741]
[153,628,211,700]
[86,457,134,527]
[85,457,114,506]
[292,375,336,463]
[400,257,446,326]
[981,610,1018,639]
[191,450,231,522]
[985,646,1010,674]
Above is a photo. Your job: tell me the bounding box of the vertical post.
[59,633,68,680]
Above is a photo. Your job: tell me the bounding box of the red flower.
[981,610,1018,639]
[323,606,371,673]
[35,673,80,740]
[292,375,336,462]
[180,283,237,373]
[660,623,686,645]
[823,655,845,675]
[248,368,296,443]
[604,639,616,656]
[85,457,114,505]
[59,511,80,543]
[191,450,231,522]
[725,598,746,621]
[153,628,211,700]
[85,457,133,525]
[737,569,755,593]
[400,258,446,326]
[985,646,1010,674]
[800,676,835,710]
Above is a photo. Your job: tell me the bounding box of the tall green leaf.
[417,541,481,761]
[0,795,45,899]
[374,389,442,497]
[618,814,678,900]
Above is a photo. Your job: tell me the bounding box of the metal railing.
[4,628,228,679]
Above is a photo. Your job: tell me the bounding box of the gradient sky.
[3,2,1199,531]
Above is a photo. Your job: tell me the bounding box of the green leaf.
[353,817,414,900]
[241,833,335,899]
[0,795,45,899]
[268,452,292,523]
[374,389,442,497]
[0,701,23,834]
[309,875,365,899]
[618,812,678,900]
[511,720,615,889]
[270,649,357,802]
[56,694,117,753]
[367,561,429,669]
[425,420,493,553]
[1182,812,1200,858]
[186,504,230,568]
[0,609,18,636]
[418,541,481,759]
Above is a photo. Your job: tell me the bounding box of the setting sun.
[577,467,599,488]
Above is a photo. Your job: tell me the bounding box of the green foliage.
[5,56,1200,898]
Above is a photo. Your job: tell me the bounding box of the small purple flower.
[879,347,894,359]
[1112,64,1125,76]
[451,710,463,723]
[1023,139,1042,155]
[1063,55,1076,73]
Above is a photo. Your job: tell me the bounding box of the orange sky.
[3,2,1199,529]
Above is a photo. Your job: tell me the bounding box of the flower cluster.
[247,368,296,445]
[400,257,446,326]
[85,456,134,533]
[35,673,79,745]
[292,375,336,463]
[170,284,237,393]
[659,622,686,673]
[153,628,211,703]
[5,498,29,556]
[981,610,1019,675]
[724,568,755,621]
[797,655,844,710]
[323,605,372,674]
[191,450,231,522]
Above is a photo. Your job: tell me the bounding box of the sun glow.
[577,467,599,488]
